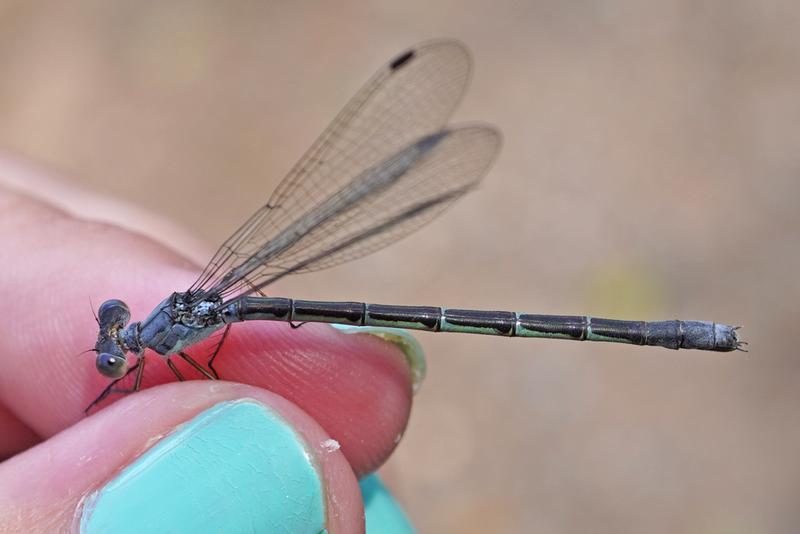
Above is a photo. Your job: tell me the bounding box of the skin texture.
[0,156,415,532]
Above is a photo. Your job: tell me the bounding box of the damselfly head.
[94,299,131,378]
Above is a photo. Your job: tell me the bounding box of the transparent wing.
[189,40,473,296]
[209,125,501,300]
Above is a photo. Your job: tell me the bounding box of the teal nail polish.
[80,400,325,534]
[361,474,415,534]
[330,325,427,393]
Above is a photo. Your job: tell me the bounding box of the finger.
[0,382,365,533]
[0,183,422,476]
[0,404,38,460]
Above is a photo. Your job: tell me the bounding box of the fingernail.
[79,400,325,534]
[331,325,427,393]
[360,474,416,533]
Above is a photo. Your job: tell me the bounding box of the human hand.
[0,155,420,532]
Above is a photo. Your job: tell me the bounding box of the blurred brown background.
[1,1,797,532]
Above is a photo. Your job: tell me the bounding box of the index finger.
[0,178,418,476]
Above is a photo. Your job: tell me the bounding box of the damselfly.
[89,40,742,411]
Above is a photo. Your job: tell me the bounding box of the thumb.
[0,381,364,533]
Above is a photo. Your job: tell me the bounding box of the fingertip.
[0,382,365,533]
[214,321,415,476]
[329,324,427,394]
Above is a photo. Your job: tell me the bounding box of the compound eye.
[96,352,128,379]
[98,299,131,329]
